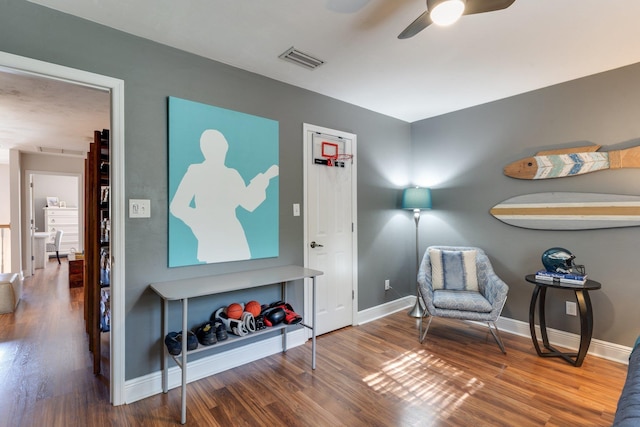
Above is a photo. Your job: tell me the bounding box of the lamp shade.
[402,187,432,210]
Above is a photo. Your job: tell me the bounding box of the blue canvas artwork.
[168,97,279,267]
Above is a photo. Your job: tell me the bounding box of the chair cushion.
[429,248,479,291]
[433,290,493,313]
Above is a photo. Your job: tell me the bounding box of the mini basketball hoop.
[314,140,353,168]
[321,142,339,166]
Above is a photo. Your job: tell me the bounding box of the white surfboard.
[490,192,640,230]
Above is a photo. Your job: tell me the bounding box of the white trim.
[357,295,414,325]
[494,315,632,365]
[0,51,126,405]
[302,123,358,335]
[124,329,308,404]
[109,72,126,407]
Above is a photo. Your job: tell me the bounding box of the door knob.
[310,241,324,248]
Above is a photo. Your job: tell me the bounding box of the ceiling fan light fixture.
[430,0,466,26]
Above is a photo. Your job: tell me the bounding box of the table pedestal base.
[528,285,594,367]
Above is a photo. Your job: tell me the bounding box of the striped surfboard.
[490,192,640,230]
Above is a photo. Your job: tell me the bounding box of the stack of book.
[535,269,587,285]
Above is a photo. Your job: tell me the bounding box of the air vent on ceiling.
[278,47,325,70]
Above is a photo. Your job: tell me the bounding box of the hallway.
[0,259,111,426]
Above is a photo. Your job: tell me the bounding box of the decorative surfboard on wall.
[503,145,640,179]
[490,192,640,230]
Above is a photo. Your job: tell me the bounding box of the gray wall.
[0,0,414,379]
[411,63,640,347]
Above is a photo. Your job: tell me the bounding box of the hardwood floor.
[0,262,628,426]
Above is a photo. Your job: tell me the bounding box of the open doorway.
[0,51,125,404]
[27,172,82,276]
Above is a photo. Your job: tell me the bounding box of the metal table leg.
[574,290,593,367]
[181,298,188,424]
[162,299,168,393]
[282,281,287,352]
[312,275,316,370]
[529,285,543,356]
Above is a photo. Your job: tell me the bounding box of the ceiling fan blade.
[398,10,432,39]
[398,0,516,39]
[464,0,516,16]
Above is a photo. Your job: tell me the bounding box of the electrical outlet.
[566,301,577,316]
[384,279,390,291]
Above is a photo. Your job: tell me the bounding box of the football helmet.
[541,247,586,275]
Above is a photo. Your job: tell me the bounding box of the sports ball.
[244,300,261,317]
[226,303,243,320]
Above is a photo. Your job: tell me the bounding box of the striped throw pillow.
[429,249,478,291]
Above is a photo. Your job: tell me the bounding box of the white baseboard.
[357,295,415,325]
[494,316,632,365]
[124,328,308,404]
[125,296,632,404]
[357,295,633,364]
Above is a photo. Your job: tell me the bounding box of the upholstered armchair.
[417,245,509,353]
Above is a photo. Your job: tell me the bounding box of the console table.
[149,265,323,424]
[525,274,601,367]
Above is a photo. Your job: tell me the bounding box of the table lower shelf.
[168,321,312,367]
[151,265,322,424]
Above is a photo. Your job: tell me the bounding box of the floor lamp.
[402,187,432,318]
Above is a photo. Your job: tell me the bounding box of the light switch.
[293,203,300,217]
[129,199,151,218]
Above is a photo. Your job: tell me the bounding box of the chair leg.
[419,316,433,344]
[488,321,506,354]
[56,251,61,265]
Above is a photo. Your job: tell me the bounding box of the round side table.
[525,274,601,367]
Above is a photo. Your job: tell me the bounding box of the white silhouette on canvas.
[170,129,279,263]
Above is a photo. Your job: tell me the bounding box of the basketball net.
[324,153,353,184]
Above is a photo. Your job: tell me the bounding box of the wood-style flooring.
[0,260,629,426]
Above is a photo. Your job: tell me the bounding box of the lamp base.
[408,298,426,318]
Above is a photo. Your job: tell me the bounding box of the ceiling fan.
[398,0,516,39]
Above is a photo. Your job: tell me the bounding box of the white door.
[303,124,357,336]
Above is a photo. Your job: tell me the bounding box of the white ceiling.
[3,0,640,161]
[0,68,110,162]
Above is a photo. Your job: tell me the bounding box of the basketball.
[226,303,243,320]
[244,300,261,317]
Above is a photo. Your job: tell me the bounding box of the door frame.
[25,171,83,275]
[302,123,358,333]
[0,51,126,405]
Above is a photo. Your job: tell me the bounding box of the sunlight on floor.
[362,349,484,418]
